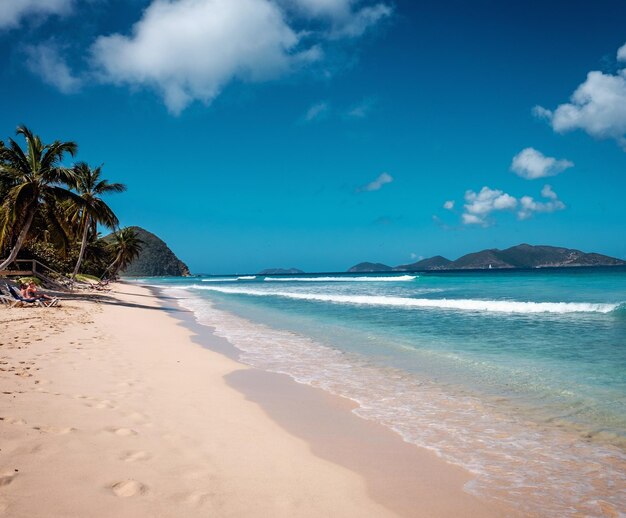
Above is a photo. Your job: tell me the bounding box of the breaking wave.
[190,285,621,314]
[263,275,417,282]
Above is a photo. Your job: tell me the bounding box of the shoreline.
[152,285,511,517]
[0,281,509,516]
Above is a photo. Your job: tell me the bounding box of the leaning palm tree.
[103,227,143,280]
[70,163,126,282]
[0,126,78,270]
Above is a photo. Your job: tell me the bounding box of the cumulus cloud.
[24,0,390,113]
[358,172,393,192]
[453,185,565,225]
[25,43,82,93]
[91,0,322,114]
[534,42,626,149]
[518,185,565,220]
[510,147,573,180]
[443,200,454,210]
[303,101,330,121]
[0,0,72,29]
[541,184,558,200]
[462,187,517,226]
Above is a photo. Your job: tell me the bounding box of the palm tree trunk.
[71,215,90,281]
[101,250,122,281]
[0,209,36,271]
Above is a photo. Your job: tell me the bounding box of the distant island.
[348,244,625,273]
[258,268,305,275]
[105,226,191,277]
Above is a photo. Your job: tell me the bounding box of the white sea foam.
[165,287,626,517]
[202,275,257,282]
[264,275,417,282]
[190,285,621,314]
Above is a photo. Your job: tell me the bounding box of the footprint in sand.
[126,412,149,424]
[0,471,18,487]
[94,402,114,410]
[109,480,147,497]
[105,427,137,437]
[32,426,75,435]
[0,416,26,425]
[183,490,214,507]
[119,450,151,462]
[86,399,115,410]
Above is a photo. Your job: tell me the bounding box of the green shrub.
[18,276,41,286]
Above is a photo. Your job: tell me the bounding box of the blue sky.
[1,0,625,273]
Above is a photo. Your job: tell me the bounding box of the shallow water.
[143,267,626,516]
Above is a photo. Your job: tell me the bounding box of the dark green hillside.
[348,262,392,273]
[105,227,190,277]
[258,268,305,275]
[395,255,452,271]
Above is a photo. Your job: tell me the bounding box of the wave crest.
[264,275,417,282]
[190,285,621,314]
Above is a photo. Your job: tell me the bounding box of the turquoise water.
[143,267,626,516]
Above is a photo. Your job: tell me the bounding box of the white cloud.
[91,0,322,114]
[358,172,393,192]
[288,0,352,17]
[541,184,557,200]
[304,101,330,121]
[330,3,392,38]
[25,0,390,113]
[345,97,375,119]
[534,43,626,149]
[443,200,454,210]
[25,43,82,93]
[518,185,565,220]
[0,0,72,29]
[454,185,565,224]
[462,213,484,225]
[462,187,517,226]
[531,105,552,120]
[287,0,392,38]
[510,147,573,180]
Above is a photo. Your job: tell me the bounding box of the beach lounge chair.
[5,284,47,307]
[0,293,19,308]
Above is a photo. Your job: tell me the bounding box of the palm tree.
[103,227,143,279]
[70,162,126,281]
[0,126,78,270]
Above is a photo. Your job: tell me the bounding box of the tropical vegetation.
[0,125,141,281]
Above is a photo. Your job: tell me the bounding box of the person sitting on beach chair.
[7,284,55,307]
[7,284,44,306]
[26,282,58,304]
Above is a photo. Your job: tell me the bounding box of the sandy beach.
[0,282,510,517]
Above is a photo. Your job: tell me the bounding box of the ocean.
[142,267,626,516]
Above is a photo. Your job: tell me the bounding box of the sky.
[1,0,625,274]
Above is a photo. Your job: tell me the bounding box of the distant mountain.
[395,256,451,271]
[449,244,624,270]
[449,249,512,269]
[348,262,393,273]
[106,227,191,277]
[347,244,624,273]
[259,268,305,275]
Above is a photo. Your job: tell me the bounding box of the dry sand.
[0,282,511,517]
